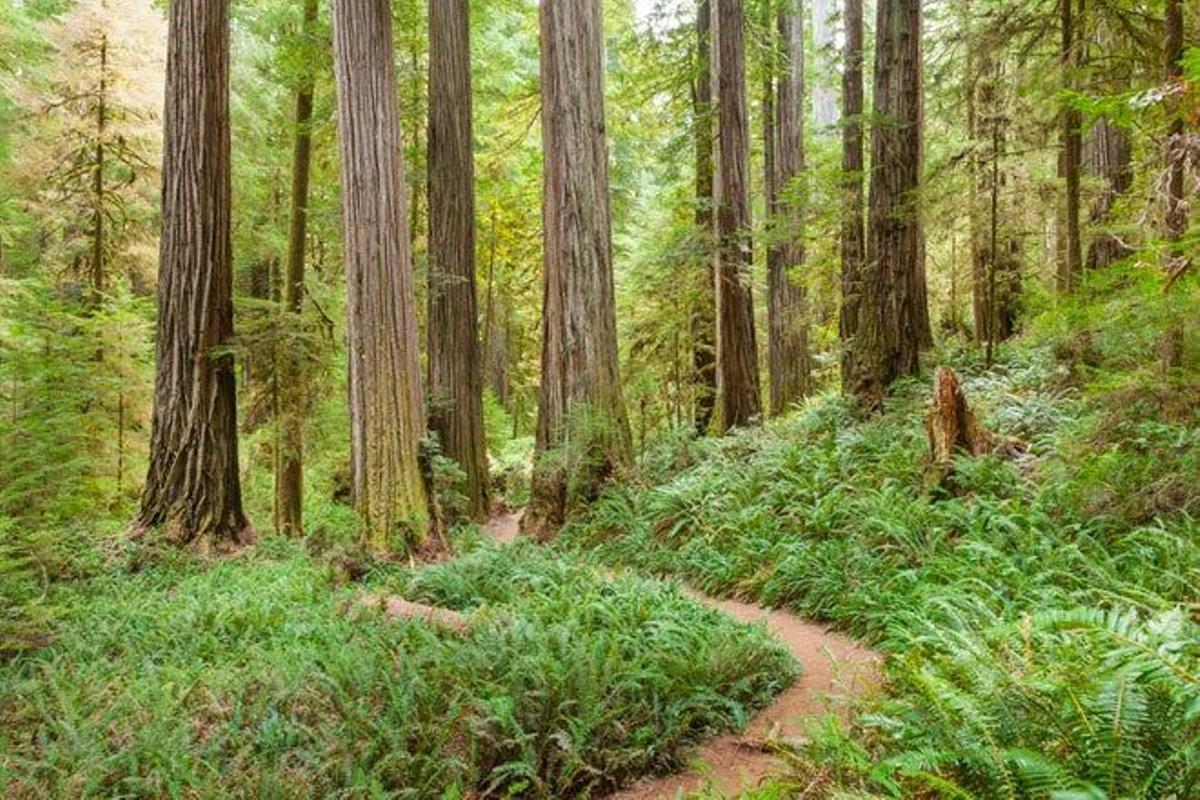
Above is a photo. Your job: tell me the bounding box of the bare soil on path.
[480,510,883,799]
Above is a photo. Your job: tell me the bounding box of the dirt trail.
[480,510,882,799]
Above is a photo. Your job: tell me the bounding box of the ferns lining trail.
[1,0,1197,797]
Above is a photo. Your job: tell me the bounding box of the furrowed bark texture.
[428,0,489,520]
[276,0,319,537]
[854,0,927,409]
[712,0,762,431]
[530,0,631,535]
[691,0,717,435]
[767,0,811,416]
[138,0,249,549]
[838,0,865,391]
[332,0,429,550]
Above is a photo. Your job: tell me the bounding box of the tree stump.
[924,366,997,485]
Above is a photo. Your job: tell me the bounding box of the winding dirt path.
[481,510,882,799]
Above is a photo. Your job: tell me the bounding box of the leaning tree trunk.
[138,0,249,550]
[839,0,865,391]
[332,0,429,551]
[853,0,926,409]
[1083,118,1134,271]
[767,0,811,415]
[691,0,717,435]
[713,0,762,431]
[428,0,489,521]
[529,0,631,536]
[275,0,319,537]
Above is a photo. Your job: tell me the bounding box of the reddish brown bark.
[839,0,865,391]
[428,0,489,520]
[138,0,249,550]
[332,0,429,550]
[529,0,631,535]
[712,0,762,430]
[692,0,717,435]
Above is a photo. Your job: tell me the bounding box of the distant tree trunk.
[811,0,839,129]
[481,208,511,408]
[691,0,717,435]
[768,0,810,414]
[275,0,319,538]
[428,0,489,520]
[853,0,927,409]
[138,0,249,550]
[1057,0,1083,293]
[712,0,762,430]
[332,0,429,551]
[1083,118,1133,270]
[529,0,631,535]
[1162,0,1187,369]
[89,32,107,307]
[838,0,865,391]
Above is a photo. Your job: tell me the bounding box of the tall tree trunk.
[332,0,429,551]
[89,31,107,307]
[428,0,489,521]
[138,0,249,550]
[691,0,717,435]
[1162,0,1187,369]
[838,0,865,391]
[853,0,926,409]
[1057,0,1083,292]
[529,0,631,535]
[712,0,762,430]
[275,0,319,537]
[768,0,810,414]
[811,0,839,129]
[1083,118,1134,270]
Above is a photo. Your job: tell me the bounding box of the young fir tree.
[138,0,250,549]
[331,0,429,551]
[427,0,489,521]
[712,0,761,430]
[529,0,631,536]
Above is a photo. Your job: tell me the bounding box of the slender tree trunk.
[1162,0,1187,369]
[275,0,319,537]
[428,0,489,520]
[768,0,810,414]
[712,0,762,430]
[1083,118,1134,270]
[691,0,717,435]
[89,32,107,307]
[838,0,865,391]
[529,0,631,535]
[853,0,926,409]
[138,0,249,550]
[811,0,839,129]
[1057,0,1083,293]
[332,0,429,551]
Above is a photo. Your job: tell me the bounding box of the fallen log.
[359,594,471,634]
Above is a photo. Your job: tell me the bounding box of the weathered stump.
[924,366,997,486]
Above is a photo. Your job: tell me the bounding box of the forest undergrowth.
[563,284,1200,798]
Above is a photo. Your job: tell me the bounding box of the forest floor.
[481,508,882,798]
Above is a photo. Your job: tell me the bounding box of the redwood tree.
[275,0,319,537]
[427,0,489,520]
[853,0,928,408]
[767,0,810,415]
[332,0,428,550]
[691,0,717,434]
[712,0,761,430]
[839,0,865,391]
[138,0,249,549]
[1057,0,1083,292]
[529,0,631,535]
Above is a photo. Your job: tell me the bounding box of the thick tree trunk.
[691,0,717,435]
[712,0,762,430]
[138,0,249,550]
[1083,118,1134,270]
[767,0,810,415]
[275,0,319,538]
[332,0,429,551]
[428,0,489,521]
[838,0,865,391]
[1057,0,1083,293]
[853,0,927,409]
[529,0,631,535]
